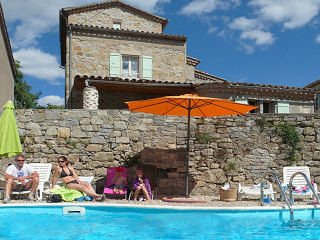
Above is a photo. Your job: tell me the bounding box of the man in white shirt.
[3,155,39,203]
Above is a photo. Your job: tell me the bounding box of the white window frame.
[122,56,139,79]
[234,98,248,104]
[277,101,290,113]
[113,22,121,30]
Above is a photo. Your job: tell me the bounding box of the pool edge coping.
[0,202,319,211]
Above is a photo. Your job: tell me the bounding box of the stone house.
[305,79,320,110]
[0,2,16,108]
[60,0,317,113]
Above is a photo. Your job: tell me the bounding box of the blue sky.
[2,0,320,106]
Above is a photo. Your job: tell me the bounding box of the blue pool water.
[0,206,320,239]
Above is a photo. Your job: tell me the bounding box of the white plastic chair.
[238,182,276,201]
[282,166,317,199]
[78,176,94,184]
[11,163,52,200]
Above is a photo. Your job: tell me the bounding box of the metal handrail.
[288,172,320,205]
[261,171,293,220]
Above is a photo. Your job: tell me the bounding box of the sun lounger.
[282,166,317,199]
[103,167,127,199]
[238,182,276,201]
[11,163,52,200]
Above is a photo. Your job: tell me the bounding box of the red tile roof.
[305,79,320,88]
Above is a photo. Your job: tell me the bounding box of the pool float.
[162,197,207,203]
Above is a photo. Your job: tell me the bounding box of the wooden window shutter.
[110,53,121,77]
[142,56,152,80]
[277,101,290,113]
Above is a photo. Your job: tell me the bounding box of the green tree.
[14,60,41,109]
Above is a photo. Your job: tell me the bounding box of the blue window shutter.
[142,56,152,80]
[277,101,290,113]
[110,53,120,77]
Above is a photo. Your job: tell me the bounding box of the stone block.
[159,179,173,188]
[55,147,72,155]
[32,112,45,122]
[89,136,105,144]
[91,116,103,125]
[304,127,315,135]
[114,121,127,130]
[167,172,179,178]
[94,152,114,161]
[70,127,87,138]
[67,154,79,164]
[132,142,144,152]
[116,137,130,144]
[86,144,102,152]
[45,111,61,120]
[79,118,91,125]
[46,126,57,136]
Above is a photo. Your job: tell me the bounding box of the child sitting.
[133,169,151,202]
[112,167,127,194]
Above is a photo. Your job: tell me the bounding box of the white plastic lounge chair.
[78,176,94,184]
[11,163,52,200]
[282,166,317,199]
[238,182,276,201]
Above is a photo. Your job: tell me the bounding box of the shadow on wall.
[136,147,196,197]
[94,147,196,196]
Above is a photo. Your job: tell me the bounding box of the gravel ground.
[2,194,317,208]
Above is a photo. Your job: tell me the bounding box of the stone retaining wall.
[2,109,320,196]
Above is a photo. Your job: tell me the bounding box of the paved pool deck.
[1,195,319,210]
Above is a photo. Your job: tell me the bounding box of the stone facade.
[69,34,186,82]
[62,1,190,108]
[2,109,320,196]
[69,6,163,33]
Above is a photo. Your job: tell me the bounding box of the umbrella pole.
[185,108,191,197]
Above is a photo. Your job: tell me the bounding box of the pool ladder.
[260,171,320,220]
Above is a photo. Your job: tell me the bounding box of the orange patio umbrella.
[126,94,258,196]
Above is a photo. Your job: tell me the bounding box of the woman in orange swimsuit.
[49,156,105,201]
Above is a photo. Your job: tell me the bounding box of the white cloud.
[229,17,275,47]
[249,0,320,29]
[240,30,274,46]
[2,0,94,48]
[180,0,221,16]
[229,17,260,31]
[179,0,320,52]
[179,0,240,16]
[227,0,320,51]
[316,34,320,43]
[38,95,65,107]
[2,0,169,48]
[13,48,64,85]
[124,0,170,13]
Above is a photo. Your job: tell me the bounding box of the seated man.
[3,154,39,203]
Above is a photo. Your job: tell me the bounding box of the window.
[248,100,257,113]
[263,102,270,113]
[113,22,121,29]
[277,101,290,113]
[109,53,152,79]
[235,98,248,104]
[122,57,139,78]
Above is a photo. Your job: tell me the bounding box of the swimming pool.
[0,205,319,239]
